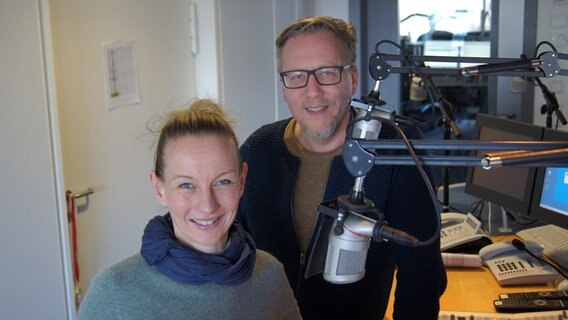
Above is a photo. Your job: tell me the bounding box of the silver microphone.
[323,210,420,284]
[323,212,375,284]
[351,108,383,140]
[349,96,395,141]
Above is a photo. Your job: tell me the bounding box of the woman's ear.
[149,171,168,206]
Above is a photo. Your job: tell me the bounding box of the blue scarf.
[141,213,256,285]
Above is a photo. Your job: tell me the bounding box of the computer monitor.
[528,128,568,227]
[464,114,544,214]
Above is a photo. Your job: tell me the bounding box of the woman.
[78,99,301,320]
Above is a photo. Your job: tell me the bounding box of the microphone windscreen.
[351,109,382,141]
[323,228,369,284]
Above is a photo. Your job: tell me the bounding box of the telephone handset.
[441,212,470,228]
[479,240,559,286]
[440,212,493,253]
[479,240,544,261]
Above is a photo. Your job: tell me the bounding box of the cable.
[504,209,538,226]
[487,201,493,236]
[534,41,558,56]
[469,200,485,226]
[512,239,568,280]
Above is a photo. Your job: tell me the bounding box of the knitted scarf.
[141,213,256,285]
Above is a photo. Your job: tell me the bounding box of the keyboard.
[439,309,568,319]
[517,224,568,270]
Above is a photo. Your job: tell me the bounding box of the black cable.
[534,41,558,56]
[469,200,485,223]
[504,209,538,226]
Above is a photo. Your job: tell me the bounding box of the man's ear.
[281,81,289,104]
[350,65,359,96]
[239,162,248,197]
[149,171,167,206]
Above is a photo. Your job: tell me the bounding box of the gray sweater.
[78,251,301,320]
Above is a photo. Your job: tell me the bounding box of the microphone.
[323,213,372,284]
[349,76,396,140]
[512,239,568,281]
[419,66,462,138]
[349,97,418,135]
[350,98,390,141]
[323,207,419,284]
[538,81,568,127]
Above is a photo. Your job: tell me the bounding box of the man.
[238,16,446,319]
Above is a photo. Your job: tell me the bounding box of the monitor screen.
[529,128,568,227]
[464,114,544,214]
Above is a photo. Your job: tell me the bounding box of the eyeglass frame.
[279,64,354,89]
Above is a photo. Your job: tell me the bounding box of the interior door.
[1,1,72,318]
[49,0,196,300]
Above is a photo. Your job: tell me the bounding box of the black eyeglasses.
[279,65,353,89]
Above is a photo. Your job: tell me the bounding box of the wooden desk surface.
[384,235,556,319]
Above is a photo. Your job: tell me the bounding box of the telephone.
[440,212,493,253]
[441,212,470,228]
[479,240,559,286]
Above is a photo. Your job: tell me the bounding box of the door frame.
[39,0,77,317]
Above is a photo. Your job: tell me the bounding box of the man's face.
[280,31,358,143]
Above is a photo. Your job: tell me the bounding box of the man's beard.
[302,119,338,141]
[299,100,350,141]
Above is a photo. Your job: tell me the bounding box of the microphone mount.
[534,76,568,128]
[343,139,568,177]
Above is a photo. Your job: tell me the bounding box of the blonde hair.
[153,99,240,179]
[275,16,358,71]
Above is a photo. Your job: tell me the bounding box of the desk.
[384,235,556,319]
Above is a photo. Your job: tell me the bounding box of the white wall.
[0,0,72,318]
[315,0,349,20]
[216,1,281,142]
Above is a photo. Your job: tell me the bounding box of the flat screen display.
[464,114,543,214]
[529,128,568,227]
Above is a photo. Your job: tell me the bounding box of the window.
[398,0,492,137]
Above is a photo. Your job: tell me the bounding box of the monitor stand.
[497,206,513,234]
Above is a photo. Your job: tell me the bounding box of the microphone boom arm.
[343,139,568,178]
[375,51,568,78]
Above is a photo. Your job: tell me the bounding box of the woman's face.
[150,134,247,254]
